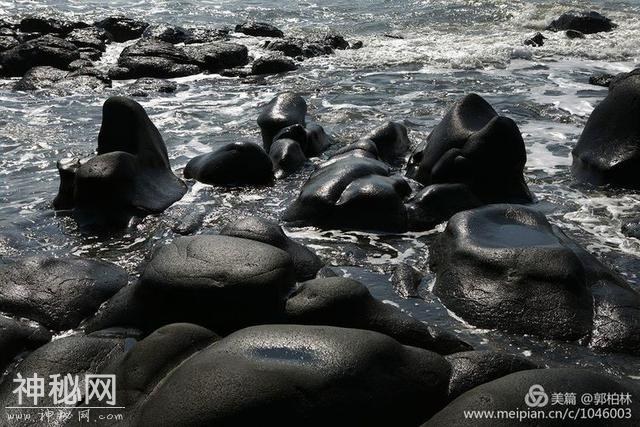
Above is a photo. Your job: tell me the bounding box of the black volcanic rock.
[524,32,546,47]
[95,16,149,42]
[19,15,86,36]
[128,77,178,97]
[572,72,640,189]
[362,121,410,164]
[142,23,192,44]
[0,35,80,76]
[85,235,296,334]
[286,277,471,354]
[445,351,538,399]
[407,93,532,204]
[547,10,616,34]
[184,142,273,186]
[53,96,187,226]
[183,42,248,72]
[272,123,331,157]
[257,93,307,147]
[0,316,51,373]
[235,22,284,38]
[269,138,307,177]
[129,324,451,426]
[0,255,128,330]
[251,54,297,75]
[221,216,323,281]
[114,37,200,79]
[283,156,411,232]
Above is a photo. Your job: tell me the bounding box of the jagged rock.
[524,32,546,47]
[95,16,149,42]
[65,26,112,52]
[128,77,178,97]
[251,54,297,75]
[183,42,248,72]
[114,37,200,79]
[0,34,80,76]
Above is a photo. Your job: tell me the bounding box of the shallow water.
[1,1,639,379]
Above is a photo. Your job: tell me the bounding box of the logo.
[525,384,549,408]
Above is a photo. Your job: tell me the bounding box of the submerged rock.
[573,72,640,189]
[128,324,451,426]
[128,77,178,97]
[0,255,128,330]
[407,94,532,204]
[425,369,640,427]
[220,216,323,281]
[547,10,616,34]
[0,34,80,76]
[184,142,273,186]
[286,277,471,354]
[0,316,51,373]
[95,16,149,42]
[566,29,586,39]
[235,22,284,38]
[524,32,546,47]
[53,96,187,226]
[589,72,614,87]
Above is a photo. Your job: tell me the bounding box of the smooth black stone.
[257,93,307,148]
[445,351,538,399]
[406,183,482,231]
[431,204,593,341]
[184,142,273,186]
[0,34,80,76]
[283,156,411,232]
[251,54,297,75]
[272,123,331,157]
[221,216,323,281]
[0,316,51,373]
[132,324,451,426]
[363,121,410,164]
[235,22,284,38]
[547,10,616,34]
[269,138,307,177]
[86,235,296,334]
[406,93,532,204]
[53,96,187,225]
[425,369,640,427]
[573,72,640,189]
[0,255,128,330]
[95,16,149,42]
[286,277,471,354]
[183,42,248,72]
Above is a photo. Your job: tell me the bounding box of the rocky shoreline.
[1,7,640,427]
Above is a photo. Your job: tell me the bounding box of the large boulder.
[113,37,200,79]
[235,22,284,38]
[286,277,471,354]
[283,156,411,232]
[94,16,149,42]
[0,316,51,373]
[220,216,322,281]
[0,35,80,76]
[85,235,296,334]
[53,96,187,226]
[431,204,592,341]
[183,42,248,72]
[257,93,307,148]
[445,351,538,399]
[431,204,640,353]
[0,335,128,426]
[572,72,640,189]
[184,142,273,186]
[547,11,616,34]
[406,94,532,204]
[425,369,640,427]
[128,325,451,426]
[0,256,127,331]
[19,15,86,36]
